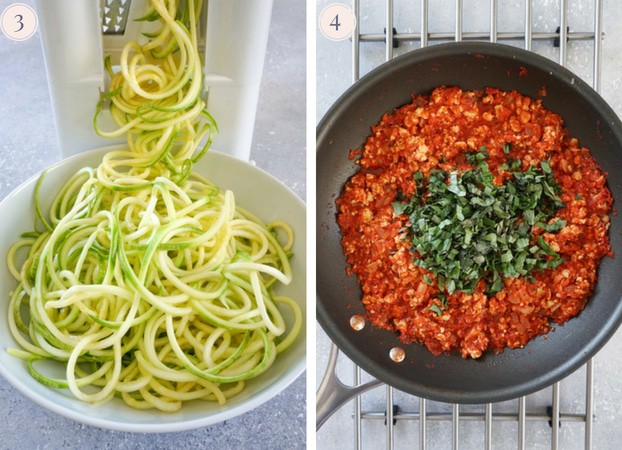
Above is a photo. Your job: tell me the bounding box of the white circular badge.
[1,3,38,42]
[319,3,357,41]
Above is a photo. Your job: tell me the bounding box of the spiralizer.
[34,0,273,160]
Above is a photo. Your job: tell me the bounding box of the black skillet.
[316,42,622,405]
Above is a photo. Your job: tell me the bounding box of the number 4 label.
[319,3,356,41]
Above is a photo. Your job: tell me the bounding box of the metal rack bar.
[328,0,604,448]
[485,403,493,450]
[552,383,561,449]
[594,0,603,91]
[358,31,596,43]
[559,0,568,66]
[385,0,393,60]
[419,398,427,450]
[386,386,394,449]
[490,0,497,43]
[352,0,360,82]
[354,366,363,450]
[420,0,428,48]
[525,0,532,50]
[586,360,594,450]
[518,396,526,450]
[359,410,590,423]
[455,0,462,42]
[452,404,460,449]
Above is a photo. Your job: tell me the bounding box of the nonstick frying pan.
[316,42,622,406]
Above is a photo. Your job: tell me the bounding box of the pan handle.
[316,342,383,430]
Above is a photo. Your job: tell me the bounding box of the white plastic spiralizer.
[34,0,273,160]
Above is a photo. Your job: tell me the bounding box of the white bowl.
[0,146,306,432]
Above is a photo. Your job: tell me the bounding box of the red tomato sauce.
[336,86,613,358]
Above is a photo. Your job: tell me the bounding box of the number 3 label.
[1,3,38,42]
[319,3,356,41]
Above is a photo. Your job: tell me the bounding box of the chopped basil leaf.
[393,147,565,295]
[429,304,444,316]
[391,200,410,215]
[541,218,567,232]
[503,143,512,154]
[437,294,448,308]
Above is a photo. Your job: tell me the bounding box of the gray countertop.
[0,0,306,448]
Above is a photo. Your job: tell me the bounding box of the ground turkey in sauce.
[336,86,613,359]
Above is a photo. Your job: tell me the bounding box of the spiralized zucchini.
[6,0,301,411]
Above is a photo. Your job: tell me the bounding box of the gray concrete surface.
[0,0,306,448]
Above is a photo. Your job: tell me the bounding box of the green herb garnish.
[429,294,449,316]
[394,147,565,295]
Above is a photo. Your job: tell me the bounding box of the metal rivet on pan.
[389,347,406,363]
[349,314,366,331]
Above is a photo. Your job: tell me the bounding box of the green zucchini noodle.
[5,0,302,412]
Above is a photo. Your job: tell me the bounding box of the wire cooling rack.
[317,1,605,449]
